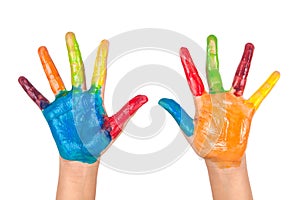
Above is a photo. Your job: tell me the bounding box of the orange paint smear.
[38,46,65,95]
[192,92,254,168]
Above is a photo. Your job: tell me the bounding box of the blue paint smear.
[158,98,194,137]
[43,89,111,164]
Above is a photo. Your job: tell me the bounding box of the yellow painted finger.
[247,71,280,110]
[91,40,109,92]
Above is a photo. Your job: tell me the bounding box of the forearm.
[206,156,253,200]
[56,157,99,200]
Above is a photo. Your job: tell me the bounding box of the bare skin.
[57,158,100,200]
[206,156,253,200]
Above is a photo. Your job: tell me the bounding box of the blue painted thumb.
[158,98,194,137]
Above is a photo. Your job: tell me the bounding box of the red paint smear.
[180,47,205,96]
[232,43,254,96]
[18,76,50,110]
[105,95,148,139]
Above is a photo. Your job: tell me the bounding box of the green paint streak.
[89,85,102,94]
[67,35,85,88]
[206,35,225,94]
[55,90,68,99]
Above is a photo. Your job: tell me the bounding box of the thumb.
[158,98,194,137]
[247,71,280,110]
[106,95,148,139]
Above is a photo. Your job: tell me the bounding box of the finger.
[158,98,194,137]
[90,40,109,96]
[247,71,280,110]
[38,46,66,96]
[18,76,50,110]
[180,47,205,96]
[231,43,255,96]
[65,32,86,90]
[206,35,224,93]
[105,95,148,139]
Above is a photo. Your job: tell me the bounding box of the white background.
[1,0,299,199]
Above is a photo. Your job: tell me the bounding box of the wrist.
[56,157,100,200]
[59,157,100,179]
[205,155,247,171]
[205,156,253,200]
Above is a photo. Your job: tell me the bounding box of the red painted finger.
[105,95,148,139]
[180,47,205,96]
[18,76,50,110]
[232,43,254,96]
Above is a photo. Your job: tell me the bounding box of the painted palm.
[159,35,280,168]
[19,33,148,164]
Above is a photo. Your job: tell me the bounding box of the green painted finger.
[206,35,224,93]
[66,32,86,90]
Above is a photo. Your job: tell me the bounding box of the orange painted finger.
[247,71,280,110]
[38,46,66,96]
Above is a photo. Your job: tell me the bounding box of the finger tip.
[158,97,167,103]
[158,98,174,108]
[65,32,75,39]
[139,95,148,104]
[180,47,188,53]
[65,32,77,46]
[245,43,255,50]
[158,98,165,106]
[133,95,148,105]
[207,34,217,43]
[99,39,109,53]
[101,39,109,46]
[274,70,280,76]
[207,35,218,53]
[18,76,26,84]
[272,71,281,81]
[180,47,190,58]
[38,46,47,55]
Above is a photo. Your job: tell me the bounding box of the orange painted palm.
[159,35,280,168]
